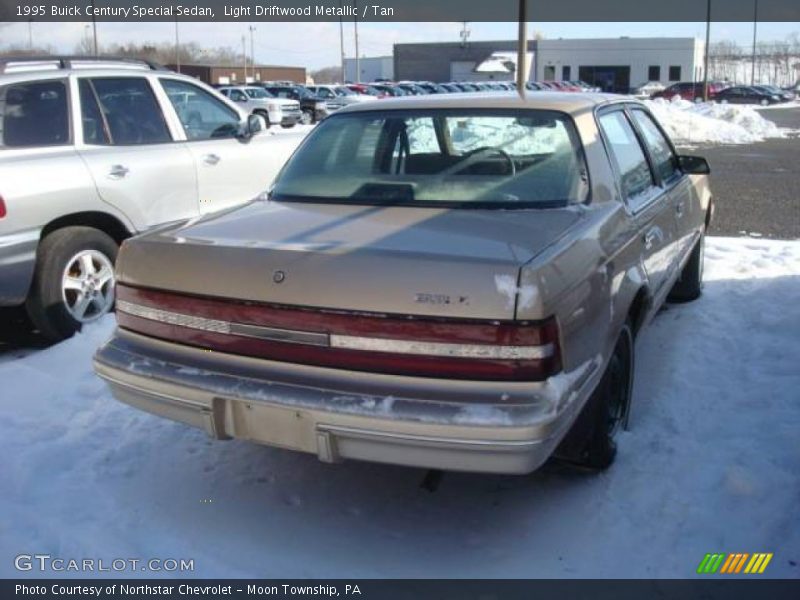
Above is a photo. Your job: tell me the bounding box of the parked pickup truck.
[217,85,301,127]
[0,57,302,341]
[95,92,713,475]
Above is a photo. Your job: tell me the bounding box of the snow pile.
[1,237,799,578]
[644,96,790,145]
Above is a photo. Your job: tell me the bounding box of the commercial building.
[165,63,306,85]
[393,37,705,93]
[344,55,393,83]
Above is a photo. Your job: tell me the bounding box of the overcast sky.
[1,21,798,69]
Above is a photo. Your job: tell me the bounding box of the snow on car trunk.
[644,96,794,145]
[1,236,798,577]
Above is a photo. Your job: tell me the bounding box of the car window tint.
[78,79,110,145]
[161,79,240,141]
[631,110,679,183]
[88,78,171,145]
[598,111,655,201]
[0,80,69,148]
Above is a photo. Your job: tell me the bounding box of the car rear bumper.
[0,228,40,306]
[94,329,601,474]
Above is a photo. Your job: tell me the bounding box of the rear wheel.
[556,321,634,470]
[668,232,704,303]
[760,98,769,106]
[25,227,118,342]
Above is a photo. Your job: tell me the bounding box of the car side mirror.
[678,155,710,175]
[240,113,265,139]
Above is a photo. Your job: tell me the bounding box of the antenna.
[460,22,471,48]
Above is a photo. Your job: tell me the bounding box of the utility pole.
[242,35,247,81]
[91,0,98,54]
[751,0,759,85]
[174,20,180,72]
[703,0,711,101]
[249,25,256,80]
[339,0,345,82]
[517,1,527,98]
[354,0,360,83]
[27,19,33,50]
[460,22,471,48]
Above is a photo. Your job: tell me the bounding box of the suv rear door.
[74,75,198,230]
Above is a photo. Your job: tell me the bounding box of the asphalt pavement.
[691,105,800,240]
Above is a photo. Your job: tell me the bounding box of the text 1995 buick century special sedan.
[94,92,712,474]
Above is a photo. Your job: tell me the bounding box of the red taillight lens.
[0,195,6,219]
[115,285,562,381]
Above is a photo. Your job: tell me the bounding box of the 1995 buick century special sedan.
[94,92,712,474]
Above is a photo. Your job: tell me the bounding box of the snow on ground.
[644,96,796,146]
[1,237,798,578]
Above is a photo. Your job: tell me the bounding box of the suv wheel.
[26,227,118,342]
[556,320,634,470]
[301,109,313,125]
[253,110,271,129]
[668,232,704,303]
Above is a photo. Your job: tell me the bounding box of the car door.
[74,76,198,231]
[629,107,698,271]
[158,77,272,215]
[597,108,677,303]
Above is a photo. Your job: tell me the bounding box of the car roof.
[336,91,629,115]
[0,67,198,86]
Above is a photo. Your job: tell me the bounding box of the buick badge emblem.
[273,270,286,284]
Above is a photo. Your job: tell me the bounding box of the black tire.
[301,109,314,125]
[668,232,704,303]
[253,110,271,129]
[25,227,118,342]
[556,320,634,470]
[280,123,295,129]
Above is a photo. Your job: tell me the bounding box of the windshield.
[245,88,272,99]
[272,109,589,209]
[336,87,356,96]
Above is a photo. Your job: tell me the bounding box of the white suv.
[0,57,303,341]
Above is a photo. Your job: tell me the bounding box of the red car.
[651,82,726,102]
[544,81,581,92]
[346,83,387,99]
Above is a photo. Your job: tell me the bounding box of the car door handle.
[203,154,221,165]
[676,200,685,217]
[107,165,129,179]
[643,228,661,250]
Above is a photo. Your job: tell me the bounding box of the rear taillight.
[115,285,562,381]
[0,195,6,219]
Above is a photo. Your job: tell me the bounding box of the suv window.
[0,80,69,148]
[79,79,110,145]
[630,110,679,183]
[161,79,241,141]
[86,78,171,145]
[598,110,655,202]
[228,89,248,102]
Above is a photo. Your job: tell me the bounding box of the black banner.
[1,0,800,22]
[4,579,800,600]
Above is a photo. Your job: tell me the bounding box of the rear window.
[272,109,589,209]
[0,80,70,148]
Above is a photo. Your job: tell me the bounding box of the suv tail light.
[0,195,6,219]
[115,285,562,381]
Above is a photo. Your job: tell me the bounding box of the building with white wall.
[344,55,394,83]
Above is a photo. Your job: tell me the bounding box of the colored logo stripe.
[698,552,773,574]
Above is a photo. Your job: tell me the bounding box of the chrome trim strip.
[116,300,551,359]
[318,423,545,448]
[116,300,329,346]
[330,335,553,360]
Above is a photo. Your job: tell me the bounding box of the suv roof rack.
[0,56,169,75]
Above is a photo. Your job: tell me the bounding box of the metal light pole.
[249,25,256,80]
[354,0,360,83]
[175,20,180,72]
[703,0,711,101]
[339,1,345,82]
[242,35,247,81]
[91,0,98,54]
[27,19,33,50]
[751,0,759,85]
[517,0,527,99]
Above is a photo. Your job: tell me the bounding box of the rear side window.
[0,80,70,148]
[598,111,655,202]
[87,78,171,145]
[631,109,679,183]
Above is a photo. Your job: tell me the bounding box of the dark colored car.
[752,85,794,102]
[716,86,784,106]
[371,83,407,97]
[651,82,726,102]
[260,84,328,124]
